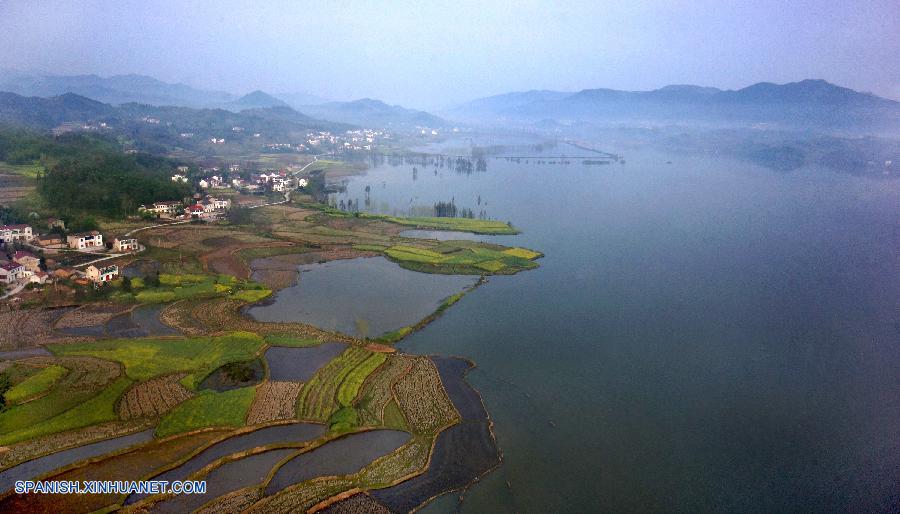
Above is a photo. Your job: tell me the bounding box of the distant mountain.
[0,92,348,155]
[224,90,289,111]
[0,73,233,107]
[0,92,115,128]
[275,91,332,108]
[447,90,572,119]
[300,98,446,128]
[451,80,900,133]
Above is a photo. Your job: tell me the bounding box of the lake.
[247,256,478,338]
[331,141,900,512]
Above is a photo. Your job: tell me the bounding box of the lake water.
[332,142,900,512]
[247,257,477,338]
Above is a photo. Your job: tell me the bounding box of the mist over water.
[334,140,900,511]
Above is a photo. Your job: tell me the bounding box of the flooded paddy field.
[248,257,477,338]
[264,343,346,381]
[265,429,411,496]
[55,304,180,339]
[370,357,499,512]
[0,428,155,492]
[153,448,296,513]
[127,422,326,505]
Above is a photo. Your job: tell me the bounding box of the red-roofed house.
[13,250,40,272]
[0,262,25,284]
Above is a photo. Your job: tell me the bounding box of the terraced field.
[295,347,386,423]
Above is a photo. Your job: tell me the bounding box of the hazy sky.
[1,0,898,109]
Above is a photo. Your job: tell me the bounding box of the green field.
[381,241,542,275]
[0,161,44,179]
[156,386,256,437]
[362,214,520,235]
[110,273,271,305]
[337,353,387,407]
[4,365,67,405]
[0,377,132,445]
[0,359,120,438]
[296,347,384,422]
[49,332,266,388]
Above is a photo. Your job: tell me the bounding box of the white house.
[29,271,49,285]
[140,201,182,215]
[0,262,26,284]
[209,197,230,210]
[171,174,189,183]
[67,231,103,250]
[86,264,118,283]
[198,179,210,189]
[113,238,139,252]
[0,224,34,243]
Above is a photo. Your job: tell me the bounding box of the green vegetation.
[4,365,67,405]
[107,273,271,305]
[0,358,120,437]
[156,386,256,437]
[379,241,542,275]
[296,347,379,421]
[327,406,359,433]
[337,353,387,407]
[361,214,519,235]
[0,377,132,445]
[377,326,414,343]
[50,332,265,389]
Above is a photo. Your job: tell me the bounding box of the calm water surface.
[335,143,900,512]
[247,257,477,338]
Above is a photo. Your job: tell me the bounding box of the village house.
[86,264,118,283]
[140,200,183,215]
[13,250,41,272]
[0,262,26,284]
[208,197,230,210]
[29,271,49,285]
[198,179,210,189]
[0,224,34,244]
[35,234,65,247]
[67,231,103,250]
[113,238,139,252]
[171,174,189,183]
[186,204,206,217]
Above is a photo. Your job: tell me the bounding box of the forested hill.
[0,128,190,218]
[0,91,350,155]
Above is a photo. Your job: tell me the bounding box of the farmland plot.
[117,373,194,419]
[393,357,459,434]
[246,381,302,424]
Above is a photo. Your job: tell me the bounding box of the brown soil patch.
[200,241,297,279]
[246,381,303,425]
[117,373,194,420]
[54,303,133,329]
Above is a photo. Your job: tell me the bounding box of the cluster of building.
[139,196,231,219]
[0,222,141,290]
[0,250,48,285]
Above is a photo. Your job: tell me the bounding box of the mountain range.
[448,80,900,133]
[0,73,447,128]
[298,98,445,128]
